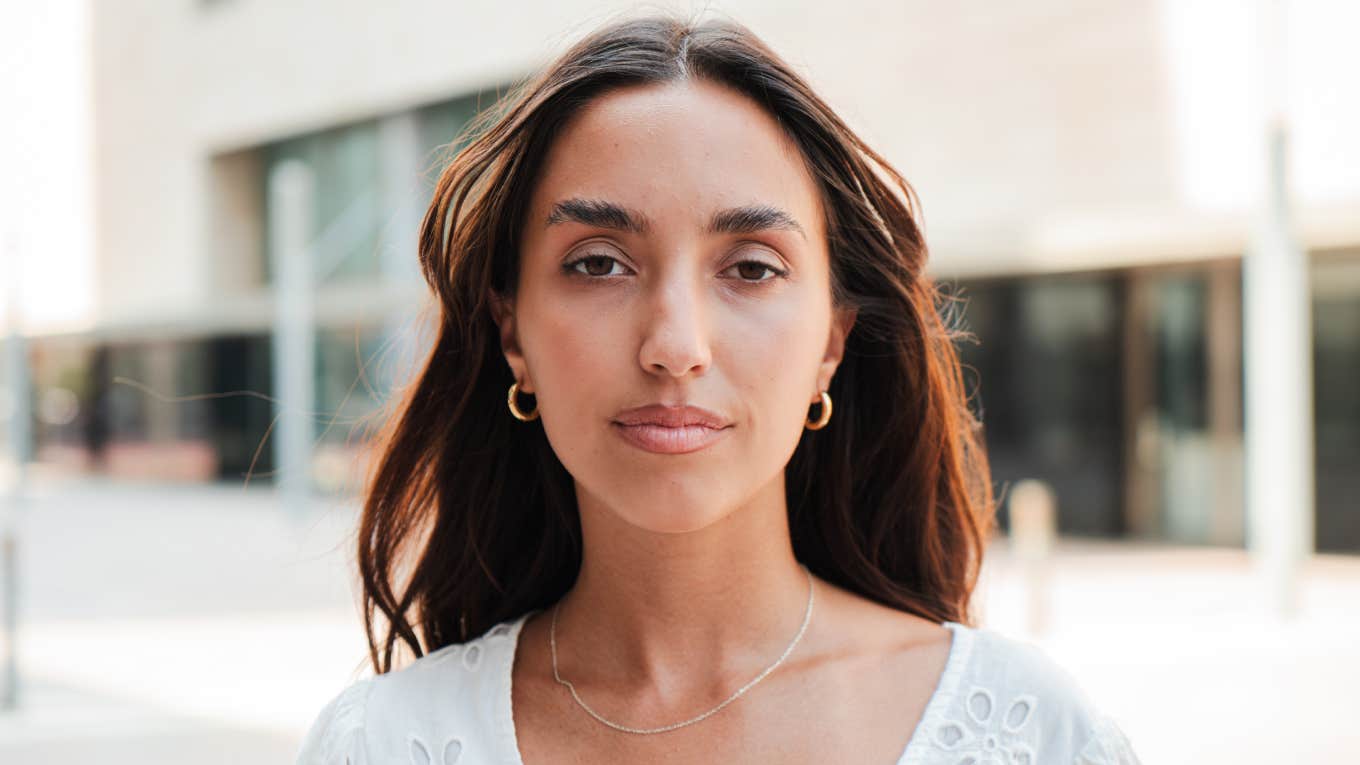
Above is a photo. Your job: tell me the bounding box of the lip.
[611,404,733,455]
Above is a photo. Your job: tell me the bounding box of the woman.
[298,12,1141,765]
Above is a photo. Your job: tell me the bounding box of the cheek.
[523,294,623,412]
[516,294,624,483]
[719,296,826,426]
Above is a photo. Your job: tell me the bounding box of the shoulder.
[294,674,375,764]
[293,616,527,764]
[912,624,1141,765]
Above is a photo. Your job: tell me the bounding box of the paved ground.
[979,541,1360,763]
[0,476,1356,763]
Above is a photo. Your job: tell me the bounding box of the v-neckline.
[493,608,974,765]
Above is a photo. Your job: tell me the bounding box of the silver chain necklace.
[549,563,815,735]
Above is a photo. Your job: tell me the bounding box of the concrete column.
[376,111,428,403]
[377,111,424,287]
[268,160,316,517]
[1243,0,1313,620]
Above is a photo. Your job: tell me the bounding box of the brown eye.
[580,256,617,276]
[566,253,627,277]
[729,260,782,282]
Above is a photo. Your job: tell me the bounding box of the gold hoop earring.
[805,390,832,430]
[507,380,539,421]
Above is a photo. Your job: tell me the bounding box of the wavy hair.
[357,11,996,674]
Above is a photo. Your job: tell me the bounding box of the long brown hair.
[357,11,996,674]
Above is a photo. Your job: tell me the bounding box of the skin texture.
[491,78,952,763]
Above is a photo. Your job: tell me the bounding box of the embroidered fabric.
[295,674,373,765]
[295,611,1142,765]
[1076,714,1143,765]
[904,624,1142,765]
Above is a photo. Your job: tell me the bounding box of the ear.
[814,305,857,400]
[488,290,533,394]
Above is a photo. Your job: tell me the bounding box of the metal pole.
[2,238,30,711]
[1244,0,1314,620]
[268,160,316,519]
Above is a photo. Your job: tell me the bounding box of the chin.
[605,483,736,535]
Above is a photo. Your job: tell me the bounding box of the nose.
[637,269,712,378]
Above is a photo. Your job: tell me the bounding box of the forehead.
[525,79,824,241]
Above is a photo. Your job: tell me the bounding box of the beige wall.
[1,0,95,335]
[89,0,1360,330]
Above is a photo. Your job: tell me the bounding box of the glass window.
[263,119,384,285]
[256,90,499,288]
[955,273,1125,537]
[1312,250,1360,553]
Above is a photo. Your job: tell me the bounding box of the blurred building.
[8,1,1359,551]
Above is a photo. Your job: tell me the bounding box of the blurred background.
[1,0,1357,762]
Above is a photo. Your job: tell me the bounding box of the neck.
[553,477,814,701]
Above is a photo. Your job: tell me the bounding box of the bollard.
[1009,479,1057,638]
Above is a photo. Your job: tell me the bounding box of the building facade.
[14,0,1359,551]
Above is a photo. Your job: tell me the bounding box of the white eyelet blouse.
[295,609,1142,764]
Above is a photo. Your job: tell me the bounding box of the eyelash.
[563,253,789,283]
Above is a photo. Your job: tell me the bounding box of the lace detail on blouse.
[904,624,1141,765]
[930,686,1042,764]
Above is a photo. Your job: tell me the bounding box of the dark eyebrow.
[545,198,806,240]
[709,204,807,240]
[546,198,648,235]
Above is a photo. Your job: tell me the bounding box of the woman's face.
[494,78,855,534]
